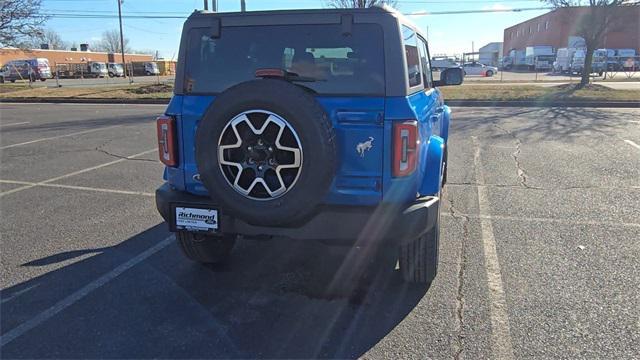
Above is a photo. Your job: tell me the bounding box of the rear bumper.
[155,183,439,245]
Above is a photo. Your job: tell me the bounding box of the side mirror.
[434,67,464,87]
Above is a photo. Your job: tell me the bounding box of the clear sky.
[41,0,550,58]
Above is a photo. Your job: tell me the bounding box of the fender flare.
[419,135,444,196]
[440,105,451,145]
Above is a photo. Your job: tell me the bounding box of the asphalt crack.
[448,196,470,360]
[492,123,531,189]
[95,140,157,163]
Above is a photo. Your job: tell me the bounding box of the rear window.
[184,24,385,95]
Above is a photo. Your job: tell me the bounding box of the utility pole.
[117,0,127,77]
[241,0,246,12]
[203,0,208,10]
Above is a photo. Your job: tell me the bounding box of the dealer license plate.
[175,207,219,233]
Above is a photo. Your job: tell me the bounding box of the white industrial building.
[478,42,503,66]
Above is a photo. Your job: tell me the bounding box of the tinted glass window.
[417,36,432,89]
[185,24,384,95]
[402,25,421,88]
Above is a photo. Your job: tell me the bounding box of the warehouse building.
[0,47,153,67]
[502,6,640,55]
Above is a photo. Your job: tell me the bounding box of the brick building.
[502,6,640,56]
[0,48,153,67]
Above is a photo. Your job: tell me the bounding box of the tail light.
[156,115,177,167]
[392,121,419,177]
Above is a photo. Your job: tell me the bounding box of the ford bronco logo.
[356,137,374,157]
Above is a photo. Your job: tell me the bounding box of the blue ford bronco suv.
[155,6,463,283]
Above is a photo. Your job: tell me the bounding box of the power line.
[40,6,553,18]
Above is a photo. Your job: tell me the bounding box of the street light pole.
[203,0,208,10]
[241,0,246,12]
[117,0,127,77]
[212,0,217,12]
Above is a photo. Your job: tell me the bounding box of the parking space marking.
[0,180,154,197]
[0,122,30,127]
[0,125,119,150]
[0,235,174,348]
[624,139,640,150]
[442,213,640,228]
[0,148,157,198]
[472,136,515,360]
[1,284,40,305]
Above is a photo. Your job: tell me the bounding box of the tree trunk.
[581,42,595,88]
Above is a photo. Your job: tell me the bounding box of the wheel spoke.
[218,110,303,200]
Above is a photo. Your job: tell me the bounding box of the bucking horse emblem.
[356,137,374,157]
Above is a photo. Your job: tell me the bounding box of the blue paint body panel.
[161,87,449,205]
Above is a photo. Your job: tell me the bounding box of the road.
[1,103,639,358]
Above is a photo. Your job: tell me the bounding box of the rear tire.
[399,197,441,284]
[486,70,494,77]
[177,232,236,264]
[442,147,448,186]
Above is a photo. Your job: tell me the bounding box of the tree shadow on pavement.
[1,224,429,359]
[452,106,629,143]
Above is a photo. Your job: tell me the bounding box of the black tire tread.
[177,232,235,264]
[399,197,440,284]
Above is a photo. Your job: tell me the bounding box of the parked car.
[462,62,497,76]
[55,62,108,78]
[107,62,125,77]
[154,7,463,284]
[1,58,51,82]
[130,61,159,76]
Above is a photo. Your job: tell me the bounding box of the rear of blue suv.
[155,7,462,283]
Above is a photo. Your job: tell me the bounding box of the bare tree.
[0,0,48,47]
[326,0,398,8]
[543,0,639,87]
[28,29,68,49]
[94,29,131,54]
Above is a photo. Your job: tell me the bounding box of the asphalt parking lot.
[1,103,639,359]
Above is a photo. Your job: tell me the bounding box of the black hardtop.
[175,6,423,97]
[187,6,400,21]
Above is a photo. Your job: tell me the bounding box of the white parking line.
[0,125,119,150]
[442,212,640,228]
[0,121,30,127]
[0,235,174,347]
[472,136,515,360]
[0,148,157,198]
[624,139,640,150]
[0,180,154,197]
[1,284,40,305]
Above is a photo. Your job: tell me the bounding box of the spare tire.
[195,79,336,226]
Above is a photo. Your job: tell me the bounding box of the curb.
[0,97,169,105]
[1,97,639,108]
